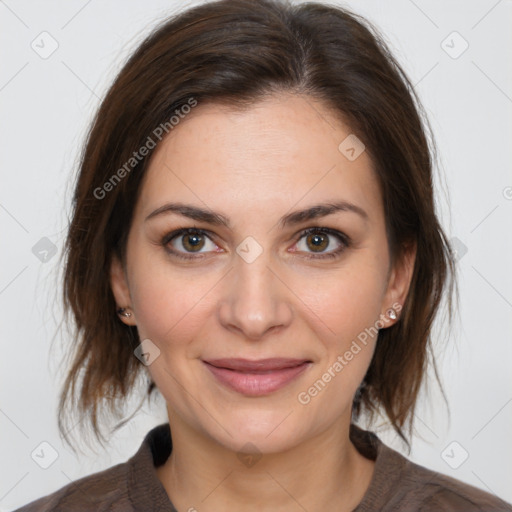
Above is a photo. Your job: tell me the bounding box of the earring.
[117,307,132,318]
[386,307,397,320]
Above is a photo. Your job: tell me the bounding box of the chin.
[204,407,311,455]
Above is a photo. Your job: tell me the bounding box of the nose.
[217,250,293,340]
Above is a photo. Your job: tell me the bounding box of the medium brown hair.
[58,0,455,449]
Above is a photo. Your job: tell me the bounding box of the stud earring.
[386,307,397,320]
[116,307,132,318]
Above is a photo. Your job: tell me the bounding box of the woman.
[15,0,512,510]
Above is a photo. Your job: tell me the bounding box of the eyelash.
[161,227,351,261]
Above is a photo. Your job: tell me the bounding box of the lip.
[202,358,312,396]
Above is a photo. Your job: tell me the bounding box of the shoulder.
[400,458,512,511]
[12,423,173,512]
[11,460,131,512]
[350,425,512,512]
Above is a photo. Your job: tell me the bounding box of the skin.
[110,93,416,512]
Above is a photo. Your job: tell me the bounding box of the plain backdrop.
[1,0,511,510]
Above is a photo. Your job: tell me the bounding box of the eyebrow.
[145,200,368,228]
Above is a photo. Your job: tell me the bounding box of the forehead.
[137,94,382,224]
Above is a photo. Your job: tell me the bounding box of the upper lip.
[203,358,310,372]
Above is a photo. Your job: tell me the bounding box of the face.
[111,93,414,454]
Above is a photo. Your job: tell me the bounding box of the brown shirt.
[13,423,512,511]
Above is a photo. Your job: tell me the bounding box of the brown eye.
[181,232,205,252]
[293,228,349,259]
[305,232,329,252]
[164,228,218,258]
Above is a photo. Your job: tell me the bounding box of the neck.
[156,412,375,512]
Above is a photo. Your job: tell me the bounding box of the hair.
[58,0,456,450]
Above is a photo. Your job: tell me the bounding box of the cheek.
[292,253,388,400]
[293,270,384,418]
[127,254,218,347]
[300,264,387,344]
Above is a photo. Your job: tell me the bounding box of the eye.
[161,226,350,261]
[292,227,350,259]
[162,228,220,259]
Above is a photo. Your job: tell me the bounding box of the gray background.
[1,0,511,509]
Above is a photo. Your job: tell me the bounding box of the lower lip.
[203,361,311,396]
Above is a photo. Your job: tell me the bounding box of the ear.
[381,241,416,326]
[110,256,137,326]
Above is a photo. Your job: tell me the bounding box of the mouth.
[202,358,312,396]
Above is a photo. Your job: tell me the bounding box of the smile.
[202,358,312,396]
